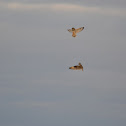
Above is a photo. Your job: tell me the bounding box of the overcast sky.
[0,0,126,126]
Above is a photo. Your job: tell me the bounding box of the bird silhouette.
[68,27,84,37]
[69,62,83,71]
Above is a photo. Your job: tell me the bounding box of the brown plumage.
[68,27,84,37]
[69,63,83,71]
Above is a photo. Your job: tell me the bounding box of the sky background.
[0,0,126,126]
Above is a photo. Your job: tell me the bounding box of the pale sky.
[0,0,126,126]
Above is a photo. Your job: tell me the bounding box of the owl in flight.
[69,62,83,71]
[68,27,84,37]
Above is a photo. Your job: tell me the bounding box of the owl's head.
[72,28,75,31]
[78,62,82,66]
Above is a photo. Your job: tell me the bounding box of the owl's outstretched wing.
[75,27,84,33]
[68,29,73,33]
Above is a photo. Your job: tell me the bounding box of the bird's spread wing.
[68,29,73,33]
[75,27,84,33]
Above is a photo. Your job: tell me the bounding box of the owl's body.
[69,63,83,71]
[68,27,84,37]
[72,31,76,37]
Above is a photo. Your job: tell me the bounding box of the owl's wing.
[68,29,73,33]
[75,27,84,33]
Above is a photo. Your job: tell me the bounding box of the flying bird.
[68,27,84,37]
[69,62,83,71]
